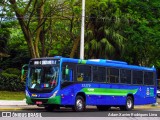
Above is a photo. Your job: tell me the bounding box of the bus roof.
[30,56,156,72]
[61,57,155,72]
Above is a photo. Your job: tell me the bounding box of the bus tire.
[73,95,86,112]
[97,105,110,111]
[120,96,134,111]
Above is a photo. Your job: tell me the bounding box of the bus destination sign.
[30,59,60,65]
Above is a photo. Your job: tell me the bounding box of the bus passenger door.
[60,63,76,105]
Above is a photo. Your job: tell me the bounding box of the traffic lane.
[1,105,160,111]
[0,97,159,110]
[1,97,160,111]
[1,108,160,118]
[0,104,160,111]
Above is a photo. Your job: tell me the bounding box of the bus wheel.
[97,106,110,111]
[120,96,134,111]
[73,95,86,112]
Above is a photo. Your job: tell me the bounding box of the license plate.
[36,101,42,104]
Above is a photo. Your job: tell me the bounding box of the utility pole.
[80,0,85,59]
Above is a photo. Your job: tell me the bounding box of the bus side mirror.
[21,64,28,81]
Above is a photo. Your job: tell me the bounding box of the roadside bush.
[0,68,25,91]
[1,68,20,76]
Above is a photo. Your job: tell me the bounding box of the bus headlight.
[25,90,30,97]
[50,90,58,98]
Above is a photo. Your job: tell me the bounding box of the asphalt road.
[1,108,160,120]
[0,98,160,119]
[0,105,160,116]
[1,106,160,120]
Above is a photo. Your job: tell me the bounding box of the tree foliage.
[120,0,160,67]
[1,0,160,69]
[85,0,125,59]
[8,0,68,58]
[0,23,10,57]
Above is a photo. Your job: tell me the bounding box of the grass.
[0,91,25,100]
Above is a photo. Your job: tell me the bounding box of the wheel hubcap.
[76,99,83,110]
[127,99,132,108]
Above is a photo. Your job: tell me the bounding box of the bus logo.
[88,88,94,92]
[82,84,91,88]
[32,94,37,97]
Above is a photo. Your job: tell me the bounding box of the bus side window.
[107,68,119,83]
[77,65,91,82]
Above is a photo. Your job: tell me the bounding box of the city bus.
[24,56,157,111]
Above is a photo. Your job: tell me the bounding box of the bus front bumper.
[26,96,61,105]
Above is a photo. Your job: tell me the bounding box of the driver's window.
[30,68,42,88]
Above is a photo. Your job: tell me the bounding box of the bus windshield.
[28,66,59,91]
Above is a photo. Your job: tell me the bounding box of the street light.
[80,0,85,59]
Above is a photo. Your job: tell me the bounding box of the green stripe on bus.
[81,88,138,96]
[78,60,87,64]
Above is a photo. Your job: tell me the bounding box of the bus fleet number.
[82,84,91,88]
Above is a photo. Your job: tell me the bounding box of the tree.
[45,0,82,58]
[85,0,125,59]
[0,0,13,58]
[0,23,10,58]
[120,0,160,66]
[8,0,67,58]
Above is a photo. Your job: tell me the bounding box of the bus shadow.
[36,107,140,113]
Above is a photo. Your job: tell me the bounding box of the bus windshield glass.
[28,66,59,91]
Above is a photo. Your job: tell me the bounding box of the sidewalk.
[0,99,27,106]
[0,99,39,110]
